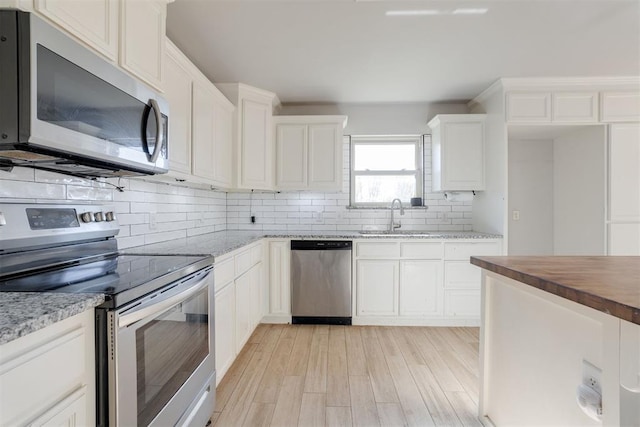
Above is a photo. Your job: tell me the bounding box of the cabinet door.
[356,260,398,316]
[444,290,480,317]
[399,260,440,316]
[119,0,165,90]
[444,261,481,289]
[212,102,234,188]
[506,92,551,123]
[620,320,640,426]
[191,79,216,181]
[268,240,290,315]
[249,263,263,329]
[240,99,271,189]
[215,283,235,383]
[164,43,192,175]
[601,92,640,123]
[442,121,485,190]
[35,0,118,61]
[28,386,88,427]
[552,92,598,123]
[608,223,640,255]
[609,124,640,222]
[235,271,252,353]
[308,123,342,190]
[276,124,307,189]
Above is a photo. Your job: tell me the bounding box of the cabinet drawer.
[235,249,252,276]
[400,242,442,259]
[444,242,501,260]
[506,92,551,123]
[444,290,480,317]
[250,243,263,265]
[214,257,235,292]
[445,261,481,289]
[552,92,598,123]
[0,327,86,425]
[601,92,640,122]
[356,242,400,258]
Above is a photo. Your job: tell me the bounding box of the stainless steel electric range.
[0,203,216,427]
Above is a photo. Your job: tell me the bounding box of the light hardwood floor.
[212,325,481,427]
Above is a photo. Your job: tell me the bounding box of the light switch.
[512,210,520,221]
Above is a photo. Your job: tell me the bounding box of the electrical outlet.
[512,210,520,221]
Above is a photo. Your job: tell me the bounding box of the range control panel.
[0,203,120,252]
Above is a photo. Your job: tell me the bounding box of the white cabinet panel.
[241,99,271,188]
[215,282,235,383]
[356,260,398,316]
[444,241,502,260]
[506,92,551,123]
[399,260,440,316]
[35,0,118,61]
[429,114,485,191]
[28,386,87,427]
[191,79,217,181]
[609,124,640,222]
[356,242,399,258]
[608,223,640,255]
[212,102,234,188]
[250,263,264,328]
[214,257,234,293]
[552,92,598,123]
[601,92,640,123]
[268,240,291,316]
[235,271,252,353]
[235,248,252,277]
[164,42,192,175]
[119,0,165,91]
[620,320,640,426]
[445,261,481,289]
[444,290,480,317]
[400,242,442,259]
[276,124,307,188]
[308,124,341,189]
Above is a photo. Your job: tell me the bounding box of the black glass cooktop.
[0,253,213,308]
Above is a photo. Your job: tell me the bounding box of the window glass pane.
[354,175,416,204]
[354,144,416,171]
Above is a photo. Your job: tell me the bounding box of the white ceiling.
[166,0,640,104]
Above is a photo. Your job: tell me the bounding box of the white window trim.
[350,135,424,207]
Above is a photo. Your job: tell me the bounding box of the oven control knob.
[94,212,104,222]
[105,211,116,222]
[80,212,93,223]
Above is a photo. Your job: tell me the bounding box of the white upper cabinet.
[34,0,119,61]
[274,116,347,191]
[29,0,167,91]
[164,40,192,176]
[119,0,166,91]
[163,38,235,188]
[429,114,486,191]
[609,123,640,222]
[217,84,279,190]
[601,92,640,122]
[507,91,599,124]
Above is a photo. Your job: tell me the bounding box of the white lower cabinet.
[356,260,399,316]
[354,239,501,325]
[0,310,95,426]
[214,241,264,384]
[265,240,291,323]
[399,260,441,316]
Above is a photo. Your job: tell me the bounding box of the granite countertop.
[125,230,502,257]
[0,293,105,345]
[470,256,640,325]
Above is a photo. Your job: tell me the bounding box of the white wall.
[279,102,468,135]
[0,167,227,249]
[508,139,555,255]
[554,126,606,255]
[227,138,474,232]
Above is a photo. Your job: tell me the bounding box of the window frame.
[349,135,424,208]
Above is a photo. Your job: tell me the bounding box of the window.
[350,135,423,207]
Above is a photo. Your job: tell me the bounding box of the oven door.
[110,268,215,427]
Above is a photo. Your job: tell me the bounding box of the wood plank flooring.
[212,325,481,427]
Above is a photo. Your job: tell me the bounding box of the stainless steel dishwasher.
[291,240,352,325]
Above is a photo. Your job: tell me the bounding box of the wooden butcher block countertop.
[470,256,640,325]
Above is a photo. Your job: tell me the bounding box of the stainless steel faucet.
[389,198,405,231]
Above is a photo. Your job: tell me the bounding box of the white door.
[356,260,399,316]
[399,260,440,316]
[276,124,307,189]
[214,283,235,383]
[308,124,341,190]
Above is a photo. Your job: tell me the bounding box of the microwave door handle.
[118,270,211,328]
[146,99,165,164]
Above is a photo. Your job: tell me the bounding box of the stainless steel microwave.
[0,10,169,178]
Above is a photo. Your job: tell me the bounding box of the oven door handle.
[118,270,211,328]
